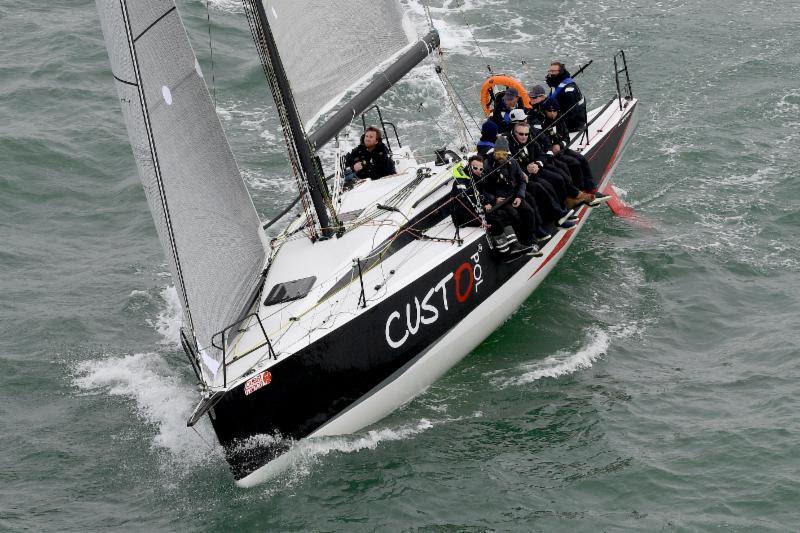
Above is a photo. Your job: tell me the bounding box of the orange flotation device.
[480,75,531,117]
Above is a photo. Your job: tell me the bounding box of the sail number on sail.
[385,246,484,349]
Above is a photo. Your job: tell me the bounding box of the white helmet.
[509,108,527,122]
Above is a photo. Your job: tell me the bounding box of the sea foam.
[72,352,222,467]
[492,329,610,388]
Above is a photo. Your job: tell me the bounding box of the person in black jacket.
[481,136,547,245]
[540,99,608,204]
[528,84,577,188]
[476,120,499,156]
[344,126,396,183]
[450,155,529,254]
[508,121,580,227]
[545,61,587,132]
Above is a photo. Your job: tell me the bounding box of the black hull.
[210,101,637,481]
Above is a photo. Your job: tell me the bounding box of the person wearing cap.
[527,84,549,126]
[522,84,575,182]
[545,61,587,132]
[476,120,499,156]
[540,100,609,204]
[481,136,549,246]
[450,155,530,255]
[343,126,396,184]
[490,87,526,133]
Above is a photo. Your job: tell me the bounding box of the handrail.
[361,105,402,153]
[613,50,634,110]
[211,312,277,388]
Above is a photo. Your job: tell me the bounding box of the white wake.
[73,352,222,467]
[493,329,610,388]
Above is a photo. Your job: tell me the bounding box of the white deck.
[212,98,639,395]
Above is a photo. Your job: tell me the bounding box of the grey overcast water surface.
[1,0,799,531]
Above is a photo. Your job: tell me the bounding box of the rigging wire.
[205,0,217,108]
[437,60,481,131]
[433,52,474,150]
[454,0,493,74]
[416,101,450,142]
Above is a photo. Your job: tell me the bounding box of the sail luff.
[117,0,196,336]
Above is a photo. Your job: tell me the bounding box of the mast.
[249,1,335,238]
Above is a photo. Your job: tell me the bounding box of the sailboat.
[96,0,639,486]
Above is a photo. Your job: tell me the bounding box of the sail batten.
[260,0,413,130]
[96,0,266,381]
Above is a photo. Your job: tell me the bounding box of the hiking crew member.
[545,61,588,132]
[476,120,500,156]
[490,87,526,134]
[344,126,396,183]
[540,100,608,205]
[527,84,548,128]
[482,136,548,245]
[508,121,580,226]
[450,155,531,255]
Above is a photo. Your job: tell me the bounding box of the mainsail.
[96,0,266,378]
[261,0,413,130]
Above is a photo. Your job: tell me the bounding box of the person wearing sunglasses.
[482,136,551,247]
[450,155,533,255]
[509,121,582,228]
[541,100,610,205]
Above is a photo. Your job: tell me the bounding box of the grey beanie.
[494,135,510,152]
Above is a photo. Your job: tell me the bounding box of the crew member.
[490,87,526,133]
[476,120,500,156]
[344,126,396,183]
[508,121,581,225]
[545,61,587,132]
[450,155,528,255]
[541,100,609,204]
[481,136,548,246]
[526,83,575,185]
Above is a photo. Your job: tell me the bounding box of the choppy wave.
[204,0,244,14]
[72,352,222,468]
[491,329,610,388]
[238,412,484,488]
[152,285,183,347]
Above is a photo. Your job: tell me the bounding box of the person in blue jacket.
[476,120,499,156]
[545,61,587,132]
[490,87,526,133]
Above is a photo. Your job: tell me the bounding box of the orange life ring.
[480,75,531,117]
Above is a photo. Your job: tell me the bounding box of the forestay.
[261,0,413,130]
[96,0,265,380]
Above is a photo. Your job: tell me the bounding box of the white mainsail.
[96,0,266,377]
[262,0,413,130]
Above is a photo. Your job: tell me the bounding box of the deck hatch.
[263,276,317,306]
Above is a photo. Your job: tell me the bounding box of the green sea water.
[1,0,799,531]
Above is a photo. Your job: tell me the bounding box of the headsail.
[261,0,413,130]
[96,0,266,379]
